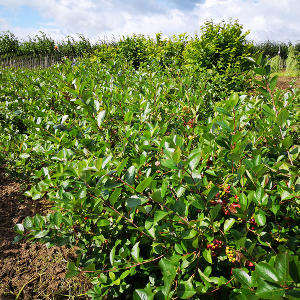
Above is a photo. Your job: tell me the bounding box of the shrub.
[269,55,284,72]
[0,31,19,57]
[1,51,299,299]
[19,31,55,56]
[286,45,299,71]
[117,34,155,69]
[183,20,254,73]
[154,33,188,69]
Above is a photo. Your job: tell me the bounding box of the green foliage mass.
[183,20,254,92]
[0,51,299,299]
[0,31,97,57]
[0,22,299,299]
[286,46,299,72]
[183,20,253,72]
[269,55,284,73]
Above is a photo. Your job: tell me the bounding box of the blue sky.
[0,0,299,43]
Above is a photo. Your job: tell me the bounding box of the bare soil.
[0,168,92,299]
[276,76,300,89]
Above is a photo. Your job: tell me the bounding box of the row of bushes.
[268,46,300,73]
[1,22,299,64]
[252,40,300,60]
[2,21,299,79]
[0,31,106,57]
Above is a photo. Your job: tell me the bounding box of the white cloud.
[0,0,299,43]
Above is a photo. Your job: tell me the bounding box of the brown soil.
[0,168,92,299]
[276,76,300,89]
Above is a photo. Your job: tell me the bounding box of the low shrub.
[0,52,299,299]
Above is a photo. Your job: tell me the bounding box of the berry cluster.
[249,217,257,230]
[207,240,223,256]
[226,246,236,263]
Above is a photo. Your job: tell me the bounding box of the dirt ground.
[276,76,300,89]
[0,168,92,299]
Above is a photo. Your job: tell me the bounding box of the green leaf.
[23,216,33,229]
[255,210,266,226]
[207,186,219,202]
[133,289,152,300]
[188,150,201,171]
[53,212,62,227]
[232,269,252,287]
[126,195,148,208]
[136,177,152,193]
[95,158,103,170]
[255,281,284,299]
[289,257,300,283]
[159,258,177,297]
[161,159,178,169]
[154,210,169,225]
[269,75,278,91]
[182,229,198,240]
[216,107,231,117]
[240,193,248,210]
[14,224,24,234]
[229,92,239,107]
[177,278,196,299]
[175,243,184,254]
[97,110,106,127]
[97,219,110,226]
[116,158,128,176]
[256,262,280,283]
[34,230,48,238]
[131,242,140,263]
[203,249,212,264]
[286,288,300,299]
[125,166,136,185]
[109,188,122,205]
[66,262,80,278]
[161,180,168,198]
[173,146,181,164]
[277,108,289,126]
[209,204,221,221]
[254,67,267,76]
[275,252,289,282]
[224,218,235,233]
[151,190,163,203]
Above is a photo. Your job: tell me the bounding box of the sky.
[0,0,299,43]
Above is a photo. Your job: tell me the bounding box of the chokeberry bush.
[0,49,299,299]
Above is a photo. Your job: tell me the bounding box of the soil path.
[0,168,91,299]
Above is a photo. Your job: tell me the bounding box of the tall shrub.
[286,45,299,71]
[0,31,19,57]
[269,55,284,72]
[183,20,253,73]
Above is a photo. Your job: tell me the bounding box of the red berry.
[247,261,254,267]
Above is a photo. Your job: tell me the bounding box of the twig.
[16,273,46,300]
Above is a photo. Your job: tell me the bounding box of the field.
[0,23,300,299]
